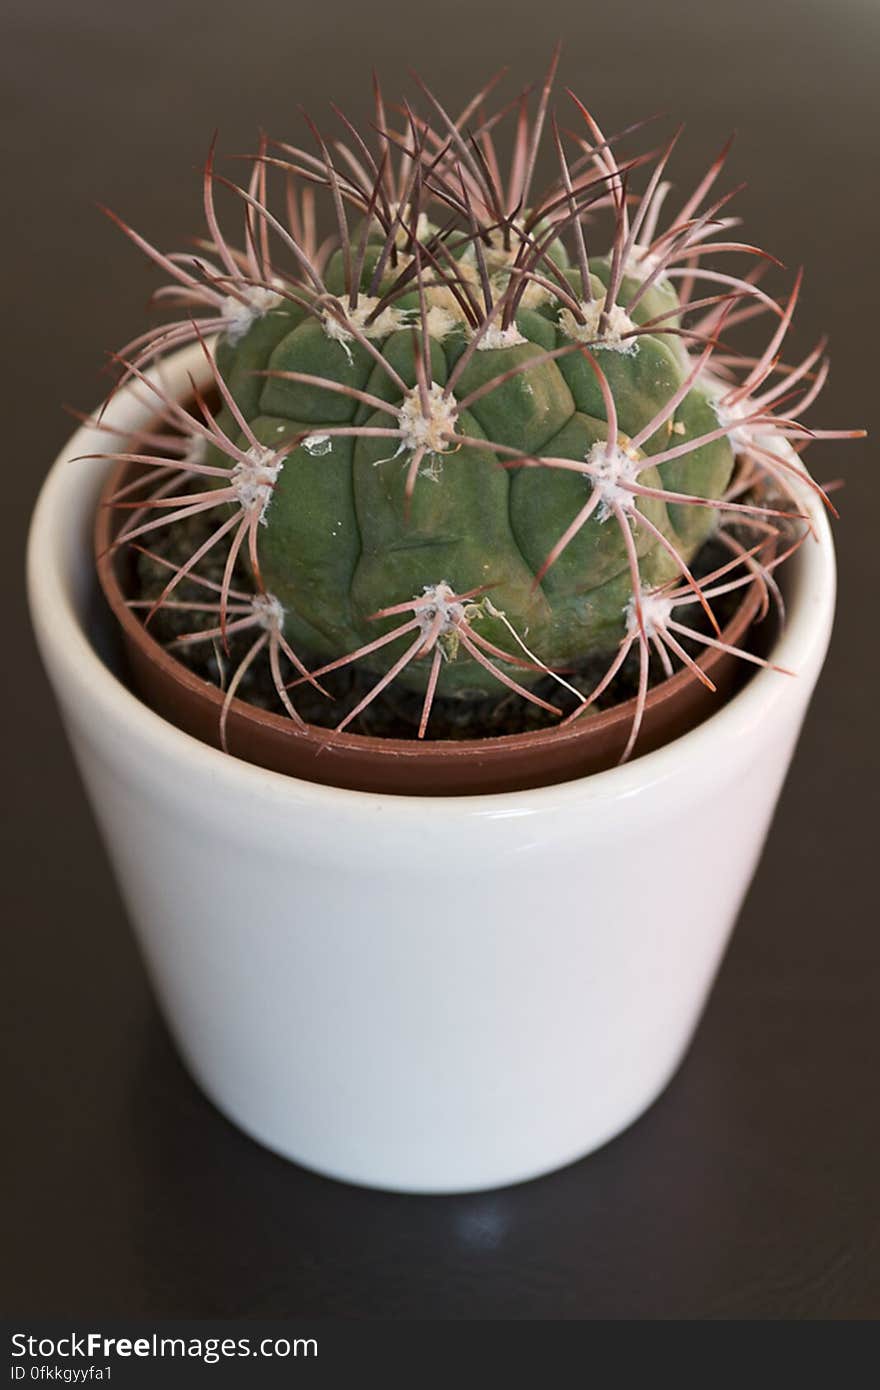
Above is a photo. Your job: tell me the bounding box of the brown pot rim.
[96,458,768,796]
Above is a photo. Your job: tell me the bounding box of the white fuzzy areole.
[321,296,406,345]
[625,589,673,638]
[475,324,527,351]
[222,287,284,344]
[231,446,284,524]
[559,298,637,354]
[621,242,670,287]
[250,592,285,632]
[420,261,478,332]
[416,582,466,641]
[424,304,462,341]
[462,228,528,277]
[585,440,641,522]
[509,276,553,310]
[398,383,458,455]
[414,582,476,659]
[460,233,556,311]
[712,394,794,462]
[387,206,432,248]
[702,372,804,467]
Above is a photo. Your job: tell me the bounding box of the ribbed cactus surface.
[209,257,734,694]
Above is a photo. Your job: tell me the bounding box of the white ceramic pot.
[27,346,836,1194]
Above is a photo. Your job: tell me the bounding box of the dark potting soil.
[123,505,768,741]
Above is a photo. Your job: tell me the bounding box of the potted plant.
[27,61,860,1193]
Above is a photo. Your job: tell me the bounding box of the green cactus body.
[208,265,735,696]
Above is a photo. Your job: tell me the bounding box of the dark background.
[4,0,878,1319]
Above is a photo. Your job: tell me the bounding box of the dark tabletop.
[4,0,879,1320]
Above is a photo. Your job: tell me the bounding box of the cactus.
[95,57,863,757]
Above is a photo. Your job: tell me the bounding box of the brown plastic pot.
[95,459,768,796]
